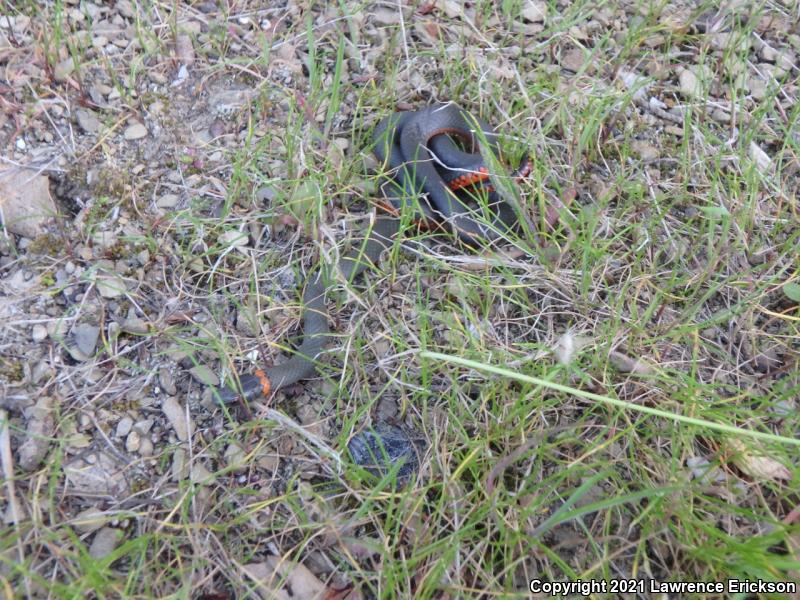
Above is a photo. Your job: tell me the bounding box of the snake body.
[214,103,528,404]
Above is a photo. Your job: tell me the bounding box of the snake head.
[213,373,270,405]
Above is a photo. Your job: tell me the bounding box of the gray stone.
[76,110,101,134]
[89,527,122,559]
[162,396,192,442]
[123,122,147,140]
[69,323,100,360]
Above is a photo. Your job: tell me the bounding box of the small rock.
[117,0,135,18]
[89,527,122,560]
[18,397,54,471]
[162,396,193,442]
[158,367,177,395]
[224,442,248,472]
[190,462,216,484]
[747,75,768,100]
[64,451,129,496]
[609,350,654,375]
[69,323,99,361]
[125,430,140,453]
[156,194,179,209]
[256,185,279,204]
[91,231,117,248]
[116,416,134,438]
[710,108,730,123]
[749,141,772,174]
[679,67,706,98]
[347,424,422,483]
[31,360,53,385]
[236,304,260,336]
[242,559,327,600]
[122,317,149,335]
[75,110,101,134]
[560,48,585,73]
[72,508,110,534]
[219,229,249,248]
[148,71,167,85]
[758,44,777,62]
[0,169,58,238]
[123,122,148,140]
[175,34,195,64]
[138,436,154,457]
[32,324,48,342]
[96,273,126,298]
[522,0,547,22]
[257,453,280,472]
[631,140,659,161]
[770,400,795,417]
[370,7,400,25]
[53,58,74,82]
[188,365,218,386]
[172,447,189,481]
[133,418,154,435]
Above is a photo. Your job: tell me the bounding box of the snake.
[213,103,530,405]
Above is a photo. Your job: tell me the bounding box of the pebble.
[371,7,401,25]
[123,122,148,140]
[89,527,122,560]
[156,194,179,209]
[116,416,134,438]
[711,108,731,123]
[0,169,57,238]
[18,397,54,471]
[133,418,154,435]
[76,110,102,134]
[219,229,249,248]
[31,360,53,384]
[747,75,768,100]
[175,34,195,64]
[125,430,140,452]
[749,141,772,174]
[188,365,219,386]
[560,48,586,73]
[158,367,177,395]
[161,396,193,442]
[522,0,547,22]
[122,317,149,335]
[72,508,110,534]
[70,323,100,360]
[172,447,189,481]
[32,324,48,342]
[64,452,129,496]
[758,44,777,62]
[190,462,216,484]
[679,68,704,98]
[347,424,423,484]
[138,437,154,457]
[224,443,248,472]
[632,140,659,160]
[54,58,74,82]
[96,273,126,298]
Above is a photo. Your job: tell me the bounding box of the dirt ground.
[1,0,799,598]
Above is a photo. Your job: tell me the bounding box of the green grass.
[2,0,799,597]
